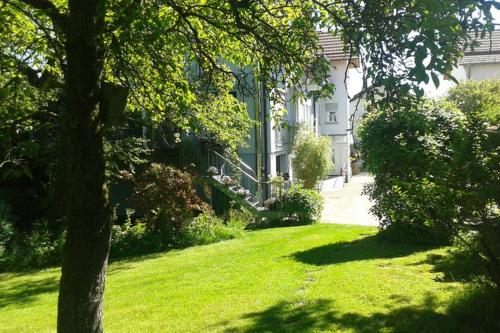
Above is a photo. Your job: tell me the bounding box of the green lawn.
[0,224,484,332]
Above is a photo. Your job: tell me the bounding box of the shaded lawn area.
[0,224,496,332]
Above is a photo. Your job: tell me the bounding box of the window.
[328,111,337,123]
[325,103,338,123]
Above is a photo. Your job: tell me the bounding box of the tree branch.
[11,0,68,31]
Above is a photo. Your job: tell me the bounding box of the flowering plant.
[221,175,233,185]
[207,166,219,176]
[236,188,250,197]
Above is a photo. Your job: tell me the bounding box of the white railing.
[208,150,264,205]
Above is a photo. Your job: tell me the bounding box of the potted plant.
[221,175,233,186]
[207,166,219,176]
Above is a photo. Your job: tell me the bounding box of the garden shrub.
[447,283,500,333]
[291,131,333,189]
[377,223,451,246]
[360,80,500,287]
[360,100,464,242]
[134,163,209,240]
[110,221,156,258]
[182,212,244,246]
[0,200,14,255]
[1,220,65,270]
[265,184,323,225]
[109,205,249,259]
[212,186,233,220]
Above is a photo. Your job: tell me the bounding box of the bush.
[183,213,244,246]
[1,220,65,270]
[360,100,463,242]
[110,221,156,258]
[109,208,248,259]
[447,283,500,332]
[360,80,500,286]
[134,164,209,238]
[291,131,333,189]
[265,185,323,224]
[377,223,451,246]
[0,200,14,255]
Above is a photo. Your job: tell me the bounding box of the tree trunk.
[57,1,110,332]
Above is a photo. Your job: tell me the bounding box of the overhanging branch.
[5,0,68,31]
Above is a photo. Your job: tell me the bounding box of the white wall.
[317,60,350,136]
[424,62,500,97]
[316,60,354,177]
[464,63,500,80]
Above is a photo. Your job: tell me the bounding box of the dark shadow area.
[0,276,59,309]
[107,252,165,275]
[223,288,500,333]
[292,235,434,266]
[0,249,166,275]
[411,250,487,283]
[0,252,166,309]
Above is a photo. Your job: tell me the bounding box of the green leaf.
[431,73,440,88]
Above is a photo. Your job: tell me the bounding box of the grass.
[0,224,496,332]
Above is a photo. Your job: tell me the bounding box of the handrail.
[210,150,260,183]
[208,149,270,205]
[237,157,258,178]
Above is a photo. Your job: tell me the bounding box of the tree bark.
[57,1,111,332]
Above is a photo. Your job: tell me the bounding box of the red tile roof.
[460,30,500,64]
[317,31,351,61]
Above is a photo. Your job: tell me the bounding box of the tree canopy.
[1,1,498,332]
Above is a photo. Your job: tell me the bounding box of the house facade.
[204,30,500,207]
[237,32,361,186]
[453,30,500,81]
[350,30,500,143]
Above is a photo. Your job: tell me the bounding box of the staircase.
[206,150,284,219]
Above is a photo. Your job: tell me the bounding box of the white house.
[309,32,361,178]
[453,30,500,81]
[237,32,362,187]
[223,30,500,204]
[350,30,500,142]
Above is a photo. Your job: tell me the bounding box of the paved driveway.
[321,173,379,226]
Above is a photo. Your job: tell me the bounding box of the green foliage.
[0,200,14,255]
[447,80,500,125]
[211,185,233,220]
[360,100,464,240]
[134,164,209,240]
[291,131,333,189]
[377,223,451,246]
[110,209,152,258]
[447,283,500,332]
[110,208,247,259]
[265,184,323,225]
[182,213,244,246]
[104,137,151,183]
[360,82,500,286]
[318,0,498,104]
[0,220,65,271]
[2,1,495,152]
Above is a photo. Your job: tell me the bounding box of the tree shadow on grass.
[223,289,500,333]
[410,250,487,283]
[107,252,165,276]
[0,276,59,309]
[292,235,434,266]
